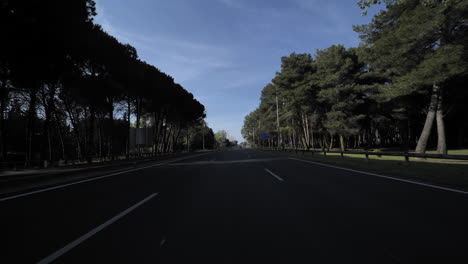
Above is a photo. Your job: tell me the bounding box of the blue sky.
[94,0,381,141]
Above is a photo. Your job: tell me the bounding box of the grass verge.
[263,149,468,192]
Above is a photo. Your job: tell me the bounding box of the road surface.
[3,149,467,263]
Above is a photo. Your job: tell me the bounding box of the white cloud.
[94,10,234,83]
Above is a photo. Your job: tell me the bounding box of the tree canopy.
[0,0,214,167]
[243,0,468,153]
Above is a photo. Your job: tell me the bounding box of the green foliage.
[215,130,228,147]
[315,45,366,137]
[355,0,468,95]
[244,0,468,152]
[189,120,215,150]
[0,1,212,164]
[355,0,468,153]
[244,46,373,150]
[273,53,316,132]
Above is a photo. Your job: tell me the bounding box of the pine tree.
[355,0,468,153]
[314,45,366,151]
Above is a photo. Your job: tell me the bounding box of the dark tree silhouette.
[0,0,213,168]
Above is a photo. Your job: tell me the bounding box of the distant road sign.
[259,133,270,139]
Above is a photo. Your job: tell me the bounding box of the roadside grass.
[319,152,406,161]
[285,149,468,164]
[264,150,468,191]
[427,149,468,155]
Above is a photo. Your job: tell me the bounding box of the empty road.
[3,149,468,263]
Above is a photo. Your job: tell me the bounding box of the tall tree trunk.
[0,80,8,160]
[135,98,142,156]
[415,84,439,154]
[302,113,310,149]
[87,106,95,163]
[171,126,179,152]
[135,98,142,129]
[54,111,66,160]
[186,129,190,152]
[436,90,447,154]
[174,126,182,152]
[108,98,114,160]
[25,84,39,167]
[406,116,412,150]
[166,126,173,153]
[41,83,57,162]
[83,108,89,159]
[126,97,131,158]
[252,127,255,146]
[152,113,160,154]
[0,93,6,160]
[161,123,167,153]
[158,117,167,153]
[309,116,314,149]
[163,125,172,153]
[292,131,296,149]
[321,134,327,150]
[96,117,103,159]
[64,99,82,159]
[339,135,346,152]
[366,128,371,149]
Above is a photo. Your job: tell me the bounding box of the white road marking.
[37,193,159,264]
[288,157,468,195]
[0,152,213,202]
[160,236,167,247]
[265,168,284,182]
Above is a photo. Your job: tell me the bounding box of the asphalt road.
[2,149,468,263]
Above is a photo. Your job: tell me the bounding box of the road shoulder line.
[0,152,213,202]
[288,157,468,195]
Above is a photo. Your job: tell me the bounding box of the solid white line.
[288,157,468,195]
[0,152,213,202]
[265,168,284,182]
[37,192,159,264]
[0,165,153,202]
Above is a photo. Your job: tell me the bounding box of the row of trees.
[242,0,468,154]
[0,0,214,167]
[214,130,238,148]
